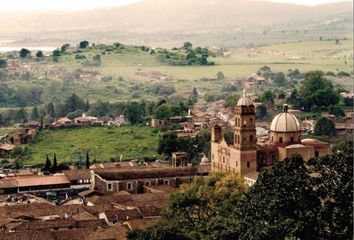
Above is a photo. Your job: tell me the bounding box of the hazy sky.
[0,0,349,11]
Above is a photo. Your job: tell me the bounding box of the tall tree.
[86,150,90,169]
[31,106,39,120]
[52,153,58,173]
[314,117,336,136]
[308,141,353,239]
[239,155,321,240]
[44,154,51,172]
[46,102,55,118]
[299,71,339,110]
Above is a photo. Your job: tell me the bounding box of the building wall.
[211,141,257,177]
[269,131,301,146]
[278,146,314,161]
[93,174,192,194]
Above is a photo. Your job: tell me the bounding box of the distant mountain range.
[0,0,352,47]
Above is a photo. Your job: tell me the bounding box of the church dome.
[237,89,253,106]
[270,105,300,132]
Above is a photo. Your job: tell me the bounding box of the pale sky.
[0,0,349,11]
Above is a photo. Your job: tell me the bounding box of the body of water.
[0,46,57,52]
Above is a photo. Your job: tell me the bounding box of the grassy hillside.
[1,39,353,108]
[20,126,161,165]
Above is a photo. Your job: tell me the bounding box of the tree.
[52,153,58,173]
[260,90,275,107]
[183,42,193,50]
[273,72,286,86]
[60,93,87,116]
[224,95,238,108]
[299,71,339,111]
[239,155,321,240]
[79,40,89,49]
[343,96,353,106]
[329,105,345,117]
[61,43,70,53]
[19,48,31,58]
[307,141,353,239]
[217,71,225,80]
[256,104,267,119]
[154,103,172,120]
[31,106,39,120]
[52,49,61,57]
[44,154,51,172]
[46,102,55,118]
[0,59,7,68]
[124,102,143,124]
[158,132,178,156]
[15,108,28,123]
[314,117,336,136]
[86,150,90,169]
[35,50,44,59]
[191,87,198,103]
[128,173,247,240]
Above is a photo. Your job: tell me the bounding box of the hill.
[0,0,352,47]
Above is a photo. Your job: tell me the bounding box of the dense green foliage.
[157,42,215,66]
[298,71,339,111]
[19,48,31,58]
[158,130,210,162]
[129,142,353,240]
[314,117,336,136]
[79,40,89,49]
[0,59,7,68]
[328,105,345,117]
[256,104,267,119]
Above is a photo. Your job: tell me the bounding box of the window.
[271,136,273,142]
[249,118,253,127]
[243,119,247,127]
[249,135,253,144]
[290,137,294,143]
[107,183,113,191]
[212,154,214,160]
[236,161,238,167]
[145,181,150,186]
[127,182,133,191]
[315,151,319,157]
[223,156,225,163]
[164,180,170,185]
[247,161,250,168]
[279,137,283,143]
[237,135,240,144]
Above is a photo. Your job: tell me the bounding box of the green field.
[20,126,161,165]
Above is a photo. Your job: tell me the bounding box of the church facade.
[211,90,330,185]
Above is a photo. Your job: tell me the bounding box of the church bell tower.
[234,89,257,151]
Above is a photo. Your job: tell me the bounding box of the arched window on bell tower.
[249,135,253,144]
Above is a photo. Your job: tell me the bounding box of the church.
[210,90,330,185]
